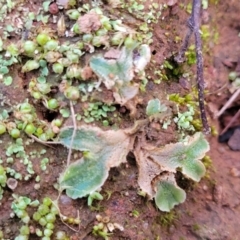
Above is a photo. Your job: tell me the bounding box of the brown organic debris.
[77,12,102,33]
[104,49,121,59]
[49,2,59,15]
[7,178,18,190]
[81,66,93,80]
[57,15,66,37]
[167,0,178,6]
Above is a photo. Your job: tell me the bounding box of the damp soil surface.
[1,0,240,240]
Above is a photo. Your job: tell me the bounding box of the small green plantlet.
[59,126,132,199]
[83,102,116,123]
[192,223,201,231]
[58,121,209,212]
[131,209,140,218]
[154,173,186,212]
[90,44,151,104]
[22,60,40,72]
[174,104,195,131]
[60,108,71,118]
[146,98,167,116]
[159,210,179,228]
[229,74,240,93]
[185,45,197,65]
[90,45,134,88]
[88,192,104,206]
[0,165,7,200]
[136,132,209,211]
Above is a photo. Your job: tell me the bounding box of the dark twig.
[66,101,77,166]
[220,109,240,135]
[175,0,210,134]
[216,88,240,118]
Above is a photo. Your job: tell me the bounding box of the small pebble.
[230,167,240,177]
[213,185,223,204]
[59,195,73,205]
[73,152,78,159]
[96,214,102,222]
[179,77,190,90]
[206,195,212,201]
[6,178,18,190]
[113,223,124,231]
[34,183,40,190]
[167,0,178,6]
[228,128,240,151]
[124,191,129,196]
[29,226,35,234]
[49,2,59,15]
[150,122,161,130]
[107,223,114,232]
[217,146,226,153]
[202,185,208,191]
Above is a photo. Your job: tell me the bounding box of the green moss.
[202,155,215,180]
[163,59,184,79]
[185,45,197,66]
[192,223,201,231]
[158,210,179,228]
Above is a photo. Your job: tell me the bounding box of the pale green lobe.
[113,84,139,105]
[154,174,186,212]
[58,126,105,153]
[146,132,209,181]
[58,126,131,199]
[89,46,134,88]
[146,99,161,116]
[185,132,209,160]
[181,159,205,182]
[22,60,40,72]
[89,45,144,104]
[60,157,107,199]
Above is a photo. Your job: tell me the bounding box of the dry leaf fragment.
[77,12,102,33]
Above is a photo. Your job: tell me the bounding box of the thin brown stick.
[66,101,77,166]
[52,196,80,233]
[215,88,240,118]
[175,0,210,134]
[29,134,60,148]
[206,82,228,95]
[193,0,210,134]
[174,21,193,63]
[220,109,240,135]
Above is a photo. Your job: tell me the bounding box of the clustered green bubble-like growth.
[228,71,240,93]
[11,195,62,240]
[11,195,39,240]
[0,165,7,200]
[12,101,60,141]
[32,197,60,239]
[83,102,116,124]
[174,104,195,131]
[58,125,209,212]
[145,98,172,129]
